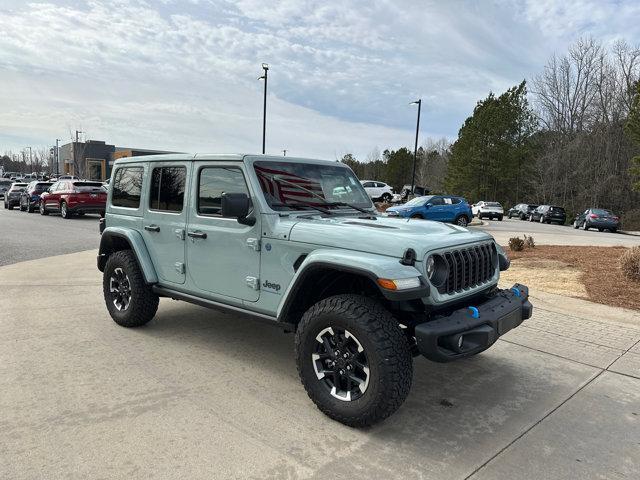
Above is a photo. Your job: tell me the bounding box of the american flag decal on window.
[255,164,326,205]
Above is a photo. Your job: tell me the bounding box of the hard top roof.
[113,153,340,166]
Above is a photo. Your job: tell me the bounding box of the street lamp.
[55,138,61,177]
[258,63,269,154]
[409,99,422,196]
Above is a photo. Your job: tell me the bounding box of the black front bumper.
[415,284,532,362]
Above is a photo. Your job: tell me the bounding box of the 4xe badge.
[262,280,281,293]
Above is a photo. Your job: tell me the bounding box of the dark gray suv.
[3,182,28,210]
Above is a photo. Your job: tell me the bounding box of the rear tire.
[583,221,589,231]
[498,215,503,221]
[103,250,159,328]
[573,221,579,229]
[295,294,412,427]
[26,203,34,213]
[598,228,603,232]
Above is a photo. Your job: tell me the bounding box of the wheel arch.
[97,227,158,284]
[277,251,428,328]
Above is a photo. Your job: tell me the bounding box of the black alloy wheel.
[312,326,370,402]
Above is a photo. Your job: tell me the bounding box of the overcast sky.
[1,0,639,159]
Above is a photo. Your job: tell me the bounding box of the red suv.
[39,180,106,218]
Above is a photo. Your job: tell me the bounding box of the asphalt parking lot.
[0,206,100,266]
[471,217,640,247]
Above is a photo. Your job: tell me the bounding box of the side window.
[430,197,445,206]
[149,166,186,212]
[198,167,249,216]
[112,167,143,208]
[362,182,375,188]
[376,182,386,188]
[449,197,461,204]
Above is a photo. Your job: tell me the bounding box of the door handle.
[187,231,207,239]
[144,225,160,232]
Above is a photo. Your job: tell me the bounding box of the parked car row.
[2,179,106,218]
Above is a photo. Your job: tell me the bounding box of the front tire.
[454,215,469,227]
[583,221,589,231]
[39,201,48,215]
[60,201,72,219]
[381,193,392,203]
[295,294,412,427]
[103,250,159,327]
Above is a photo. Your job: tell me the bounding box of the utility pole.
[23,146,32,173]
[258,63,269,154]
[74,130,83,176]
[55,138,61,177]
[409,99,422,196]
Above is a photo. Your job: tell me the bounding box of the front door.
[142,163,189,285]
[185,163,261,302]
[426,196,447,221]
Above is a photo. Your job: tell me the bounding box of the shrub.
[620,246,640,282]
[508,236,524,251]
[622,209,640,231]
[524,234,535,248]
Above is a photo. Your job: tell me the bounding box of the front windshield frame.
[253,160,374,212]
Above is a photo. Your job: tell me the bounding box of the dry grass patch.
[503,245,640,311]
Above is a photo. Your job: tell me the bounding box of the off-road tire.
[39,202,48,215]
[295,294,412,427]
[60,201,72,219]
[103,250,159,328]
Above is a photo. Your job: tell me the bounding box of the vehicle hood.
[288,215,493,259]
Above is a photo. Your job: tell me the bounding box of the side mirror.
[424,203,432,209]
[221,193,255,226]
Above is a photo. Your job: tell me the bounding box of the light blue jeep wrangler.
[97,154,532,427]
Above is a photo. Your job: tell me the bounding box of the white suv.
[360,180,393,202]
[472,201,504,220]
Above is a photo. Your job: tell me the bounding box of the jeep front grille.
[436,243,496,294]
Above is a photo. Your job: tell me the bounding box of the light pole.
[409,99,422,196]
[55,138,61,177]
[258,63,269,154]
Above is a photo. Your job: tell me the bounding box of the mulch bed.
[505,245,640,311]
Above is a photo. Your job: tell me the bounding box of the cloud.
[0,0,638,159]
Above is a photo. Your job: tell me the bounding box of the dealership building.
[56,140,178,181]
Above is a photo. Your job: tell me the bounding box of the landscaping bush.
[524,234,535,248]
[620,246,640,282]
[622,209,640,231]
[508,236,525,251]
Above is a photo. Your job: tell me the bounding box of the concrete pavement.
[1,250,639,479]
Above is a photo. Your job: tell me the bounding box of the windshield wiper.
[269,175,374,216]
[269,202,332,215]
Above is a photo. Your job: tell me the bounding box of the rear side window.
[149,166,186,212]
[112,167,143,208]
[198,167,249,216]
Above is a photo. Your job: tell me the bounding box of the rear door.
[141,162,190,285]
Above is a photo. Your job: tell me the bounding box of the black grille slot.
[438,243,496,294]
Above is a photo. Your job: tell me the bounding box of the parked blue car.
[386,195,473,227]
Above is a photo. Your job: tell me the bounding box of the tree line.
[341,38,640,228]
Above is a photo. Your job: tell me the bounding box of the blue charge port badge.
[467,306,479,319]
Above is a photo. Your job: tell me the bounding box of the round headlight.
[426,255,435,279]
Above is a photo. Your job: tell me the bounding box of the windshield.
[405,195,432,206]
[254,161,372,211]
